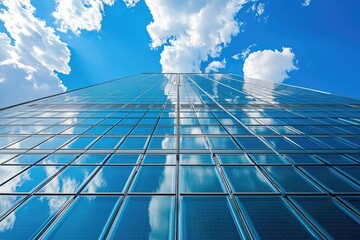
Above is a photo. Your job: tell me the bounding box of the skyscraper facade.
[0,73,359,239]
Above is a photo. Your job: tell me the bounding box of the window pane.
[207,137,240,149]
[301,166,360,193]
[6,154,46,164]
[0,166,60,193]
[72,154,107,165]
[180,196,245,240]
[262,166,321,193]
[119,137,148,149]
[180,154,214,164]
[234,137,270,150]
[45,196,119,239]
[290,196,360,239]
[142,155,176,164]
[0,196,69,239]
[130,166,175,193]
[250,154,289,165]
[180,166,225,193]
[82,166,133,193]
[223,166,275,193]
[217,154,253,165]
[236,196,318,239]
[106,154,139,164]
[109,196,175,239]
[39,166,96,193]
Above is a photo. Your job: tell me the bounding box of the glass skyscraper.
[0,73,359,239]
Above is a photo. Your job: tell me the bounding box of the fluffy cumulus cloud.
[243,47,297,83]
[53,0,115,35]
[142,0,248,73]
[302,0,311,7]
[205,58,226,73]
[0,0,71,108]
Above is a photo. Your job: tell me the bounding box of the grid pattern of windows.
[0,73,359,239]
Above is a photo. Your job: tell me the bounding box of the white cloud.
[205,58,226,73]
[243,47,297,83]
[143,0,248,73]
[123,0,140,8]
[232,43,256,60]
[53,0,115,35]
[251,2,265,16]
[302,0,311,7]
[0,0,71,108]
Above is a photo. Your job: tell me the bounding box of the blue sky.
[0,0,359,108]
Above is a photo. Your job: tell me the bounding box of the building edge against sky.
[0,73,359,239]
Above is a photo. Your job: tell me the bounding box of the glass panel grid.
[0,73,359,239]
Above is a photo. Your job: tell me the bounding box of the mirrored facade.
[0,73,359,239]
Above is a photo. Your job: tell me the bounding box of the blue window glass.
[262,166,321,193]
[301,166,360,193]
[39,166,96,193]
[0,166,27,184]
[202,126,227,134]
[118,137,148,149]
[154,126,176,135]
[0,154,17,164]
[180,154,214,164]
[180,196,245,240]
[290,196,360,239]
[250,154,289,165]
[248,126,276,135]
[131,126,154,135]
[40,125,69,134]
[130,166,175,193]
[224,126,251,135]
[338,196,360,213]
[180,126,202,134]
[72,154,107,164]
[285,154,324,164]
[313,137,356,149]
[314,154,356,165]
[234,137,270,150]
[287,137,327,150]
[263,137,300,149]
[180,137,208,149]
[84,126,111,135]
[61,125,90,134]
[62,137,96,149]
[107,126,133,135]
[0,136,24,148]
[109,196,175,239]
[149,137,176,149]
[106,154,139,164]
[142,155,176,164]
[236,196,318,239]
[207,137,240,149]
[0,196,69,239]
[90,137,121,149]
[35,136,73,149]
[82,166,133,193]
[38,154,77,165]
[217,154,253,165]
[223,166,275,193]
[334,166,360,184]
[6,136,49,149]
[6,154,46,164]
[0,166,60,193]
[45,196,120,239]
[180,166,225,193]
[0,195,23,217]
